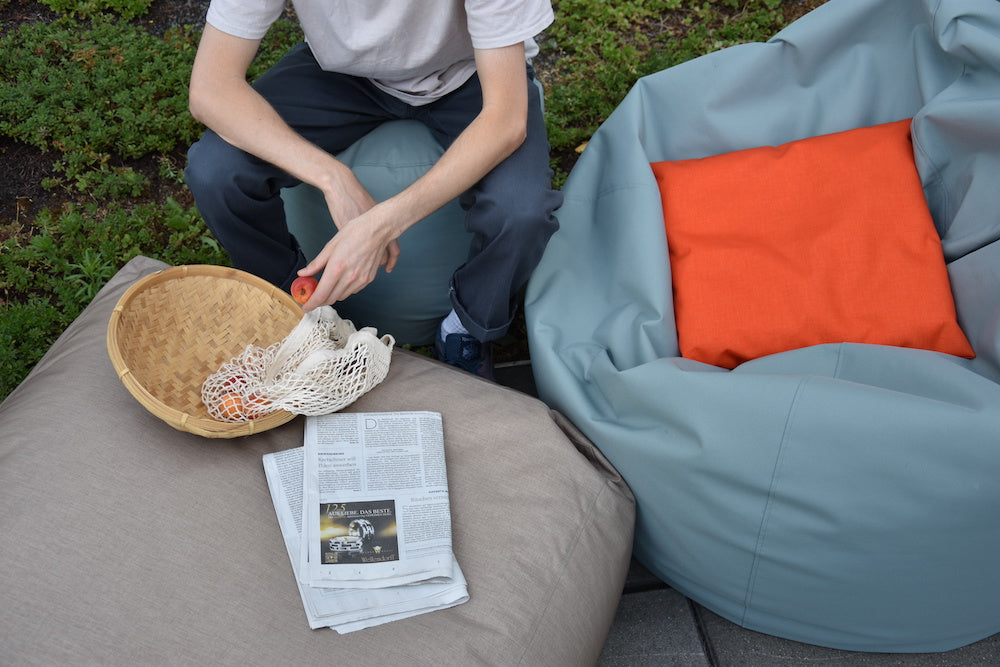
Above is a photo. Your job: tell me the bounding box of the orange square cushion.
[650,119,974,369]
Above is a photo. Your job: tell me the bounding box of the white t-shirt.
[206,0,554,105]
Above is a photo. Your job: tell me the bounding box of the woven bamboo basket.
[107,265,304,438]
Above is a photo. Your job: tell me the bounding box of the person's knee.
[490,185,562,248]
[184,131,243,196]
[185,134,216,195]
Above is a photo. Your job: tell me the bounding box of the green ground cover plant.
[39,0,153,20]
[1,17,202,197]
[0,0,822,401]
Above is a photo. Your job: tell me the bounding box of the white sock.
[439,309,468,338]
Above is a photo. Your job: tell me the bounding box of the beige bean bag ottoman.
[0,255,634,665]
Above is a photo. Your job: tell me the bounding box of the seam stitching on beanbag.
[563,181,651,204]
[741,377,808,624]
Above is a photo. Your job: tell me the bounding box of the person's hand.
[293,169,401,311]
[296,205,401,311]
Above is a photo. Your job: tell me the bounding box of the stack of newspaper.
[263,411,468,633]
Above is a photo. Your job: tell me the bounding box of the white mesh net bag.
[201,306,395,422]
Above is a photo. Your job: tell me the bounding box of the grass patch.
[39,0,154,20]
[0,0,821,401]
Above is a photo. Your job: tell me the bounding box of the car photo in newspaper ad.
[321,500,399,565]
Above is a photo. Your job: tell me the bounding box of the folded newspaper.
[262,411,468,632]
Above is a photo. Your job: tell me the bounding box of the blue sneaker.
[434,333,494,380]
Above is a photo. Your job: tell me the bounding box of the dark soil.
[0,137,60,233]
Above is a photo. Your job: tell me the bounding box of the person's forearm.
[374,106,525,240]
[190,77,353,192]
[372,44,530,240]
[188,26,354,198]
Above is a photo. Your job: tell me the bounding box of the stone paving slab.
[598,587,709,667]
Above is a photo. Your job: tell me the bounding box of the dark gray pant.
[185,43,562,342]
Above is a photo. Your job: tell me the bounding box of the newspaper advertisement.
[300,411,457,589]
[263,442,468,633]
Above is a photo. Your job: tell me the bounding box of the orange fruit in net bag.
[217,392,245,421]
[222,374,247,389]
[244,393,271,419]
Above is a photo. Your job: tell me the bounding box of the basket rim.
[106,264,302,439]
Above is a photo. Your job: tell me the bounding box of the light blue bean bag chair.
[526,0,1000,653]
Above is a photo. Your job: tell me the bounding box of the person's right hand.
[295,176,402,311]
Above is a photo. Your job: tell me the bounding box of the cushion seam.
[563,181,652,204]
[741,376,808,624]
[833,342,847,378]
